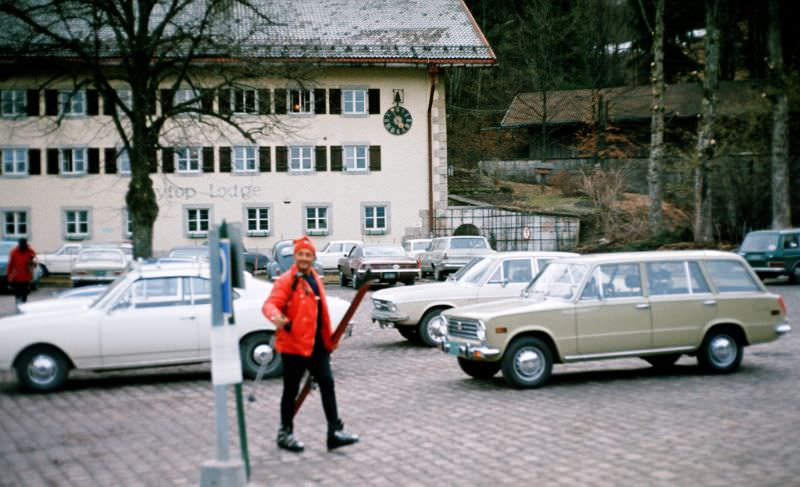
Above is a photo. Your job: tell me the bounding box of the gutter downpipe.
[427,64,439,237]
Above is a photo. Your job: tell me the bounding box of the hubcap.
[27,354,58,385]
[709,335,736,367]
[252,344,274,365]
[514,347,544,381]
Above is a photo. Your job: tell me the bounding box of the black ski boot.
[277,425,304,453]
[327,419,358,450]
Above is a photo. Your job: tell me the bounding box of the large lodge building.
[0,0,494,254]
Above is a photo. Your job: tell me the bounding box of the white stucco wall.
[0,67,447,254]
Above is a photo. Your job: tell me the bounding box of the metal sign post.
[200,222,246,487]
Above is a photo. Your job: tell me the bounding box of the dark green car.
[738,229,800,282]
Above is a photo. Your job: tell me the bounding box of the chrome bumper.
[371,309,410,327]
[775,321,791,336]
[440,337,501,360]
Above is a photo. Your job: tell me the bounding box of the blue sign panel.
[219,240,232,315]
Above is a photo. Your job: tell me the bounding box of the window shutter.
[259,146,271,172]
[28,149,41,175]
[368,89,380,114]
[328,89,341,115]
[274,89,286,114]
[275,146,288,172]
[148,149,158,173]
[45,90,58,116]
[86,90,99,115]
[258,89,271,114]
[219,147,232,173]
[330,146,343,171]
[369,145,381,171]
[201,89,214,113]
[104,148,117,174]
[315,146,327,171]
[202,147,214,173]
[219,89,231,116]
[88,148,100,174]
[102,90,115,115]
[46,148,59,174]
[162,148,174,173]
[160,89,174,115]
[314,89,326,114]
[26,90,39,116]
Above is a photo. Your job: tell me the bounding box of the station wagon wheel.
[697,329,743,373]
[643,354,681,369]
[338,270,348,287]
[15,346,70,392]
[351,273,361,290]
[501,337,553,389]
[458,357,501,379]
[240,333,283,379]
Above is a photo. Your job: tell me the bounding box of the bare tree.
[645,0,665,234]
[693,0,720,243]
[767,0,791,229]
[0,0,301,257]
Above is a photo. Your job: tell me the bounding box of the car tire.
[789,265,800,284]
[458,357,501,379]
[240,333,282,380]
[15,346,70,393]
[501,337,553,389]
[351,273,361,290]
[397,326,422,343]
[643,354,681,368]
[697,328,743,373]
[339,270,348,287]
[418,308,447,347]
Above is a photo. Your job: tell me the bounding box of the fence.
[433,206,580,251]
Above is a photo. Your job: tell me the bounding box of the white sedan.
[0,262,350,392]
[372,251,578,346]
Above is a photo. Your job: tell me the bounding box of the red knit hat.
[293,236,316,256]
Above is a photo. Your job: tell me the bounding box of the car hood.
[17,297,95,315]
[373,281,473,304]
[443,296,570,322]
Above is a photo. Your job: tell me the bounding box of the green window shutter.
[148,148,158,173]
[88,148,100,174]
[259,146,271,172]
[160,89,174,115]
[28,149,41,175]
[315,146,327,171]
[330,146,343,171]
[275,146,288,172]
[45,90,58,116]
[258,89,271,114]
[219,147,232,173]
[274,89,287,114]
[102,90,115,116]
[202,147,215,173]
[328,89,341,115]
[314,89,326,114]
[201,89,214,113]
[86,90,99,115]
[104,148,117,174]
[46,148,59,174]
[368,89,380,114]
[162,148,174,173]
[219,89,231,116]
[369,145,381,171]
[26,90,39,116]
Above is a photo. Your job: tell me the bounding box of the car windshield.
[740,233,779,252]
[454,257,496,285]
[79,250,124,262]
[450,238,488,249]
[91,273,129,307]
[525,262,588,300]
[363,246,406,257]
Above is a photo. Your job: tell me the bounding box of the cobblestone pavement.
[0,279,798,486]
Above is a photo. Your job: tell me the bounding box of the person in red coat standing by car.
[262,236,358,453]
[7,238,37,304]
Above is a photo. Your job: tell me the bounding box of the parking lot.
[1,278,798,486]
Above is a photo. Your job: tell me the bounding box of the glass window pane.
[688,261,710,293]
[504,259,533,283]
[646,262,689,296]
[598,263,642,298]
[704,260,759,293]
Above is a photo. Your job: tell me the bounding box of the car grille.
[372,299,394,312]
[447,317,480,340]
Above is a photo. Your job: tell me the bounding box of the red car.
[338,244,420,288]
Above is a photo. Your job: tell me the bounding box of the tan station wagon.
[436,251,791,389]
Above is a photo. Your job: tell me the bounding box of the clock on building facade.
[383,104,412,135]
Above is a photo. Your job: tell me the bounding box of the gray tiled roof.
[501,81,772,127]
[0,0,495,65]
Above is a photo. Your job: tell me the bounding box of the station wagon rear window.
[704,260,760,293]
[646,261,710,295]
[363,246,405,257]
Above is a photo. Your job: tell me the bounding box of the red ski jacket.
[262,264,334,357]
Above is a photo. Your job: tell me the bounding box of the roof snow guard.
[0,0,495,66]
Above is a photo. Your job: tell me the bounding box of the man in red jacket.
[262,236,358,453]
[7,238,37,304]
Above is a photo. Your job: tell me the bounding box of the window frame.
[1,90,26,117]
[118,147,131,175]
[60,147,88,176]
[175,147,202,174]
[288,89,313,114]
[174,89,201,111]
[229,88,258,115]
[63,208,91,240]
[244,205,272,237]
[289,146,314,173]
[185,206,211,238]
[1,147,28,176]
[123,208,133,239]
[362,204,388,235]
[342,88,368,115]
[2,208,29,239]
[58,90,86,116]
[344,144,369,172]
[233,146,258,173]
[304,205,330,236]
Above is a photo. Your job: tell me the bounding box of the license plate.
[94,271,106,276]
[383,272,397,280]
[448,345,461,356]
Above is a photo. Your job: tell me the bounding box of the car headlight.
[476,320,487,341]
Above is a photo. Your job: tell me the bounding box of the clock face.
[383,106,412,135]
